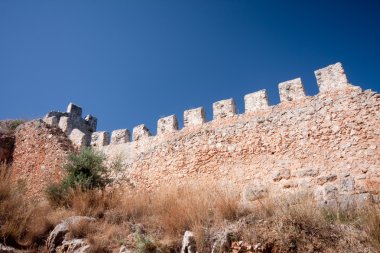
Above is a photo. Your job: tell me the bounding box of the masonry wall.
[94,63,380,208]
[11,120,74,198]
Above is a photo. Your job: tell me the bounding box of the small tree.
[46,148,110,206]
[63,148,109,189]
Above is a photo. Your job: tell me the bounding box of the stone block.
[58,116,73,135]
[111,129,130,144]
[157,115,178,135]
[244,90,269,112]
[85,114,97,132]
[43,116,58,126]
[213,98,236,120]
[91,131,110,147]
[67,103,83,118]
[132,124,151,141]
[314,62,349,92]
[278,78,306,102]
[69,129,87,149]
[184,107,206,127]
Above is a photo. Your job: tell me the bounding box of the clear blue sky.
[1,0,379,133]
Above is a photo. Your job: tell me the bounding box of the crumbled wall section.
[94,62,380,208]
[43,102,97,149]
[11,120,74,198]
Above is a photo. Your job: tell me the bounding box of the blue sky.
[1,0,379,133]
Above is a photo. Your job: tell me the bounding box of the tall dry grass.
[2,163,380,253]
[0,163,69,249]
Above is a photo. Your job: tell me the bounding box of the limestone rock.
[46,216,95,253]
[0,243,15,253]
[242,183,268,202]
[180,231,196,253]
[56,239,90,253]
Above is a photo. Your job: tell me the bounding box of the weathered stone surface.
[69,129,87,149]
[119,245,132,253]
[84,115,97,132]
[56,239,89,253]
[279,78,306,102]
[59,116,73,135]
[242,183,268,202]
[213,98,236,119]
[0,243,15,253]
[100,83,380,207]
[46,216,95,253]
[44,116,59,126]
[67,103,82,118]
[11,120,74,199]
[157,115,178,135]
[184,107,206,127]
[244,89,269,112]
[132,124,151,141]
[44,103,97,148]
[0,133,14,163]
[315,62,349,92]
[272,169,291,182]
[210,227,237,253]
[91,131,110,147]
[180,231,196,253]
[111,129,130,144]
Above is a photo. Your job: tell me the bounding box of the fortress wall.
[93,62,380,207]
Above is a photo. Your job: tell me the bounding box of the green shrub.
[63,148,109,190]
[46,148,110,206]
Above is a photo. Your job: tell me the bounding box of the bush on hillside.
[46,148,110,206]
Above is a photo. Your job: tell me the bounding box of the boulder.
[46,216,95,253]
[180,231,196,253]
[0,243,15,253]
[56,239,90,253]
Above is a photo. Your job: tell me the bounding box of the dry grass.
[2,165,380,253]
[0,163,69,249]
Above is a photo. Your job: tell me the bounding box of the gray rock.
[46,216,95,253]
[180,231,196,253]
[242,183,268,202]
[0,243,15,253]
[272,169,291,182]
[211,229,235,253]
[56,239,90,253]
[119,245,132,253]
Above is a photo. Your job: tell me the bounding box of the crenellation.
[184,107,206,127]
[244,90,269,112]
[278,78,306,102]
[67,103,83,118]
[111,129,130,144]
[132,124,151,141]
[58,116,72,135]
[91,131,110,147]
[69,129,87,149]
[213,98,236,119]
[157,115,178,135]
[43,103,97,147]
[85,114,97,132]
[314,62,349,92]
[43,116,58,126]
[34,62,380,207]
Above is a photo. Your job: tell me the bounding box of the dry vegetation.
[1,162,380,252]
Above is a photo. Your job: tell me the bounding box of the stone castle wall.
[40,62,380,208]
[11,120,74,198]
[91,62,380,208]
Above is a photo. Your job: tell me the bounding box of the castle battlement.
[85,62,351,147]
[41,62,380,208]
[43,102,97,148]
